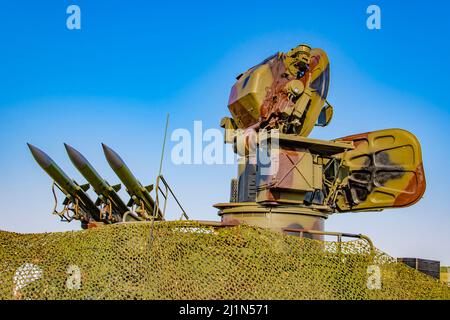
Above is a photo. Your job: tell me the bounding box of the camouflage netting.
[0,221,449,300]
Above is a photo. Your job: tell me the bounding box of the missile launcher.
[64,143,134,222]
[27,143,100,227]
[102,143,162,220]
[28,43,426,237]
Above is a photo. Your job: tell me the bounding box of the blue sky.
[0,1,449,264]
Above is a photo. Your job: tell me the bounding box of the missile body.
[64,143,129,218]
[102,144,162,219]
[27,143,100,221]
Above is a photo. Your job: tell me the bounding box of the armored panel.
[256,147,324,204]
[228,63,274,128]
[335,129,426,212]
[296,49,330,137]
[259,148,314,191]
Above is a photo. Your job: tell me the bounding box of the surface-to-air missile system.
[28,143,160,228]
[28,43,426,238]
[13,43,449,301]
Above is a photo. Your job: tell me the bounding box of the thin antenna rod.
[157,113,170,178]
[153,113,169,219]
[149,114,170,247]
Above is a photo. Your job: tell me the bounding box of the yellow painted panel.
[228,64,273,128]
[335,129,426,212]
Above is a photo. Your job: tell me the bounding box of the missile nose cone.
[102,143,125,171]
[64,143,88,170]
[27,143,53,169]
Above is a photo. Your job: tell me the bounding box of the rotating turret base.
[214,202,328,240]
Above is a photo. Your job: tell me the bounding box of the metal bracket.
[282,227,374,254]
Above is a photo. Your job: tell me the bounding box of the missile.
[27,143,101,222]
[102,143,162,219]
[64,143,130,220]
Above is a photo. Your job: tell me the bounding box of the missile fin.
[63,197,71,206]
[80,183,90,192]
[112,184,121,192]
[145,184,154,193]
[95,197,102,206]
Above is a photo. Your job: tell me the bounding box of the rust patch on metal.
[259,56,293,125]
[273,149,303,189]
[337,132,369,148]
[394,164,426,207]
